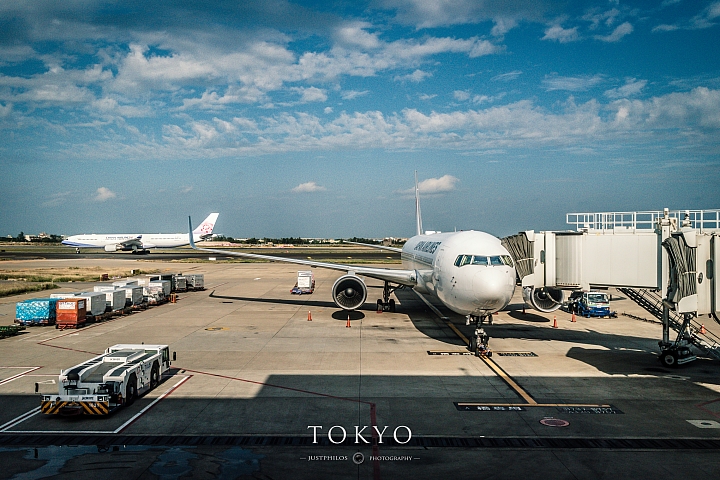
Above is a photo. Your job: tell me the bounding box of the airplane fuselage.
[62,233,205,249]
[400,230,516,317]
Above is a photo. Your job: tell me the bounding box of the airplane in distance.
[63,213,219,254]
[188,176,519,327]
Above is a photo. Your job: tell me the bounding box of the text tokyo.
[307,425,412,444]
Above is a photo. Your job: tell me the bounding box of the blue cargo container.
[16,298,58,325]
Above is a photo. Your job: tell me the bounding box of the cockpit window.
[455,254,514,268]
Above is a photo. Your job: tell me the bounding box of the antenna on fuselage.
[415,171,423,236]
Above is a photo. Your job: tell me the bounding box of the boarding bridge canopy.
[502,209,720,316]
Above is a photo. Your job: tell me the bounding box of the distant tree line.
[211,235,383,245]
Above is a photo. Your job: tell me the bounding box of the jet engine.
[522,286,564,313]
[332,275,367,310]
[104,244,118,252]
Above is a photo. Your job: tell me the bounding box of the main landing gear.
[376,282,403,312]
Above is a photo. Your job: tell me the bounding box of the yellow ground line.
[479,356,538,405]
[444,321,469,345]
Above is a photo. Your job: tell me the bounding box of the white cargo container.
[74,292,107,316]
[93,285,115,293]
[297,271,314,289]
[148,280,171,296]
[103,289,127,311]
[120,285,143,306]
[186,274,204,290]
[175,276,187,292]
[143,286,165,304]
[113,279,138,288]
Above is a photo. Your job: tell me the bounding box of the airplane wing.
[187,217,417,286]
[343,240,403,254]
[118,236,144,248]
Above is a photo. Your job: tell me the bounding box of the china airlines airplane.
[63,213,219,254]
[188,177,517,327]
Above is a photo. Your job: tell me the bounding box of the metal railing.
[567,209,720,233]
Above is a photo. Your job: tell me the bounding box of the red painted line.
[177,366,381,479]
[696,397,720,418]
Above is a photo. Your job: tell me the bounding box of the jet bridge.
[502,209,720,365]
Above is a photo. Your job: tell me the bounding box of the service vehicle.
[567,291,615,318]
[40,344,172,416]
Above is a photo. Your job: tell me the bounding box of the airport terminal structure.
[0,208,719,479]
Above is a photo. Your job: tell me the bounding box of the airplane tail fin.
[188,217,197,249]
[415,171,423,236]
[192,213,219,237]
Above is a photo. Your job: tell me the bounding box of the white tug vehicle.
[41,344,172,415]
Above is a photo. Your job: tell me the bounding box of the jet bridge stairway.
[618,288,720,361]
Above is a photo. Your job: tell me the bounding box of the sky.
[1,0,719,239]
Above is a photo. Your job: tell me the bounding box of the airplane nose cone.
[472,268,514,311]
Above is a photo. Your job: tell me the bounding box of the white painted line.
[113,375,190,433]
[687,419,720,428]
[4,375,190,434]
[0,367,41,386]
[0,407,41,432]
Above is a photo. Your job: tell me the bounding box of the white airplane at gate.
[188,177,521,325]
[63,213,219,254]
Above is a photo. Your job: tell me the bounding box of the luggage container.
[56,298,87,329]
[120,285,143,306]
[102,289,127,311]
[291,270,315,294]
[16,298,58,325]
[186,274,204,290]
[74,292,107,317]
[147,274,177,292]
[174,276,187,292]
[113,279,138,288]
[93,285,115,293]
[148,280,171,297]
[143,285,165,304]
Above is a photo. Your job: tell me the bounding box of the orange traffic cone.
[552,316,558,328]
[346,315,351,328]
[307,311,312,321]
[571,312,576,323]
[700,324,706,334]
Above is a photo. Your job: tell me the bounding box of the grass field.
[0,266,159,283]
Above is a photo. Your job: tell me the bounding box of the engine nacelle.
[104,244,118,252]
[522,286,564,313]
[332,275,367,310]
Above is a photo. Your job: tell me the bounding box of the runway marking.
[1,375,190,434]
[478,355,537,405]
[0,367,42,386]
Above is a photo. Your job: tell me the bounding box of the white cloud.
[654,1,720,31]
[419,93,437,100]
[542,74,604,92]
[93,187,117,202]
[294,87,328,103]
[595,22,633,42]
[453,90,471,101]
[341,90,369,100]
[542,25,579,43]
[180,186,193,194]
[292,181,326,193]
[324,107,333,114]
[604,78,647,99]
[334,22,381,50]
[417,175,459,194]
[491,71,522,82]
[394,69,432,83]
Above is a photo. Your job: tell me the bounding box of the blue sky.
[1,0,719,239]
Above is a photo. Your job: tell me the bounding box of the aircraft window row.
[454,255,514,267]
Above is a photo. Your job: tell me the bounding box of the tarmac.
[0,257,719,479]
